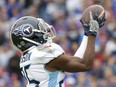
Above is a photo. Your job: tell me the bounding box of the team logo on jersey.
[13,24,34,37]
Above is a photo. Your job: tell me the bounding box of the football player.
[10,11,106,87]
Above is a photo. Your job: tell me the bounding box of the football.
[81,5,105,24]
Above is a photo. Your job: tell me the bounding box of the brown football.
[81,5,105,24]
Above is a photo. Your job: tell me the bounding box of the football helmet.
[10,16,56,52]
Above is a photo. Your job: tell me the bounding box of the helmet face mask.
[37,18,56,39]
[10,16,56,52]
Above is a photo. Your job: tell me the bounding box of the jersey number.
[21,53,40,87]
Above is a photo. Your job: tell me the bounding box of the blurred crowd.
[0,0,116,87]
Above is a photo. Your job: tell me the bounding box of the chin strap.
[22,37,40,46]
[22,36,52,52]
[22,46,36,53]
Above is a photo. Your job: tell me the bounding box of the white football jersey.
[20,43,65,87]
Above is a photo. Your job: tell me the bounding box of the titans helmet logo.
[13,24,34,37]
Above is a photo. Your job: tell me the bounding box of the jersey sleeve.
[30,43,65,64]
[42,43,65,64]
[51,43,65,58]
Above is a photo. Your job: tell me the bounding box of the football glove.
[80,11,106,36]
[94,11,106,28]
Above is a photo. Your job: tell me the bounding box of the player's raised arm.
[46,11,106,72]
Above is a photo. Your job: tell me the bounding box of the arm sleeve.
[74,35,88,59]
